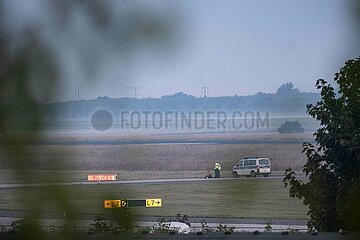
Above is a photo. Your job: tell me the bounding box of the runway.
[0,175,306,189]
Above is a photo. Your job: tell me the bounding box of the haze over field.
[43,82,319,117]
[3,0,359,101]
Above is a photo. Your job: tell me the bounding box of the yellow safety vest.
[215,163,221,170]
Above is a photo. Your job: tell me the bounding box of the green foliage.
[200,219,213,232]
[47,224,74,233]
[138,226,152,234]
[216,224,235,233]
[87,215,133,234]
[138,214,190,234]
[199,219,234,233]
[278,121,305,134]
[9,219,33,234]
[88,216,115,234]
[148,217,180,233]
[138,217,181,234]
[265,221,273,232]
[8,218,42,238]
[0,2,174,237]
[284,57,360,231]
[174,213,190,226]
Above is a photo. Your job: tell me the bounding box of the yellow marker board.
[104,200,121,208]
[105,199,160,208]
[146,198,162,207]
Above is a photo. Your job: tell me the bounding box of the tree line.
[41,83,319,119]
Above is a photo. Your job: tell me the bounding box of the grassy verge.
[0,178,308,219]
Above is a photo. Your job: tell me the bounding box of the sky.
[4,0,360,100]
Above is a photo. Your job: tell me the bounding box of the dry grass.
[0,143,307,171]
[0,132,310,174]
[39,131,314,142]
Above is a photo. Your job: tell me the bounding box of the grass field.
[0,143,308,171]
[0,132,312,172]
[0,178,308,219]
[38,132,315,142]
[0,132,311,220]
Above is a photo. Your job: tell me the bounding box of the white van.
[232,157,271,178]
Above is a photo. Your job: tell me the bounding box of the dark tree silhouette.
[284,57,360,231]
[278,121,305,134]
[276,82,300,95]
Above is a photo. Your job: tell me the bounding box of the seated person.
[205,171,213,179]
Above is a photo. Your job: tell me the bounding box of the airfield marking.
[103,199,162,208]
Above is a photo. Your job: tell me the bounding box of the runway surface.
[0,175,306,189]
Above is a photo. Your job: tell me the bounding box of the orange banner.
[88,174,117,181]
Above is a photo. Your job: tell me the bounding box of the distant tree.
[161,92,195,99]
[276,82,300,95]
[278,121,305,134]
[41,85,321,118]
[284,57,360,231]
[96,96,111,100]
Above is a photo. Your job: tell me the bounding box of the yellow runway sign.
[104,200,128,208]
[146,198,162,207]
[104,199,162,208]
[104,200,121,208]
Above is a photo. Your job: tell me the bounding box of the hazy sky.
[98,0,359,99]
[5,0,360,100]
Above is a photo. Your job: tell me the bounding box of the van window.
[244,159,256,166]
[259,159,270,165]
[237,160,244,166]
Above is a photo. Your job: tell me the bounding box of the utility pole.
[75,88,82,101]
[201,84,209,98]
[126,86,144,98]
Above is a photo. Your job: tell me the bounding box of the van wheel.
[250,171,256,177]
[233,171,240,178]
[264,174,269,177]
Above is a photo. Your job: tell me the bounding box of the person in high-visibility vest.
[214,161,221,178]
